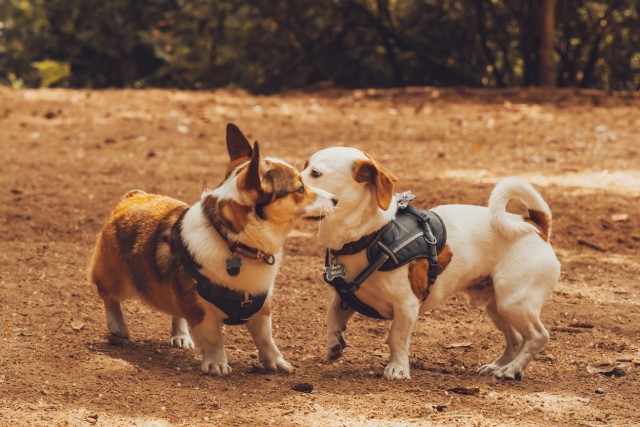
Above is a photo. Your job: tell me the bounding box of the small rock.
[595,387,605,394]
[611,213,629,222]
[292,383,313,393]
[70,321,85,331]
[177,124,190,134]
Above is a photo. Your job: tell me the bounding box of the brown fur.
[352,158,399,210]
[89,192,206,326]
[408,244,453,300]
[526,209,551,242]
[202,195,251,234]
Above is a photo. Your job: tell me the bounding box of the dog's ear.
[353,158,398,210]
[226,123,253,162]
[243,141,263,195]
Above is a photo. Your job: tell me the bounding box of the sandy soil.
[1,86,639,426]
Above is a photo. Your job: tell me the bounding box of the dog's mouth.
[303,214,326,221]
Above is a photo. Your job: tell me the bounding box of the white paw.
[383,362,411,380]
[261,355,294,374]
[201,360,232,376]
[478,363,500,376]
[169,335,195,349]
[493,364,523,381]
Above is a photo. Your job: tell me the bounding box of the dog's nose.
[331,196,339,206]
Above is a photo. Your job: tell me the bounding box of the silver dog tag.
[325,264,348,281]
[395,191,416,209]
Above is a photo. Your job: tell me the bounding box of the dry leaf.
[445,342,473,349]
[448,386,480,396]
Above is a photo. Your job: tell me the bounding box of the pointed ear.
[226,123,253,162]
[244,141,263,194]
[353,159,398,210]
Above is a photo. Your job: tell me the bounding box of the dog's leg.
[190,314,231,375]
[493,314,550,380]
[384,303,419,380]
[245,305,293,373]
[101,295,130,340]
[169,317,195,349]
[325,293,355,361]
[478,300,523,376]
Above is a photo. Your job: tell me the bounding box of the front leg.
[384,303,419,380]
[245,301,293,373]
[326,293,355,361]
[190,314,231,375]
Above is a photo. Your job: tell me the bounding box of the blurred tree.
[0,0,638,91]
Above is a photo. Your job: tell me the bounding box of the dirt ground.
[1,86,639,427]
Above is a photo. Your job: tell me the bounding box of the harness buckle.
[241,292,253,306]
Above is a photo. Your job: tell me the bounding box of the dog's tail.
[488,177,552,242]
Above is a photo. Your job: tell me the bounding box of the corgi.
[301,147,560,381]
[88,124,336,375]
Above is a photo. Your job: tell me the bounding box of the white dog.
[301,147,560,381]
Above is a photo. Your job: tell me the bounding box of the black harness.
[182,256,268,326]
[323,204,447,320]
[172,214,272,326]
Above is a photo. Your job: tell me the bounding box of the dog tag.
[395,191,416,209]
[324,264,348,281]
[226,256,242,276]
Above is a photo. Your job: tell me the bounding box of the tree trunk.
[539,0,556,87]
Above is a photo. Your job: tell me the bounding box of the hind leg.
[169,317,194,349]
[493,313,549,380]
[478,299,523,376]
[100,292,130,339]
[490,277,552,380]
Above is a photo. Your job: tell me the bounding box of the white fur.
[303,147,561,381]
[489,177,552,240]
[176,157,334,375]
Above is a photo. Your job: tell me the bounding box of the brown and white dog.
[88,124,336,375]
[301,147,560,380]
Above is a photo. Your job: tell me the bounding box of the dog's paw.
[326,336,347,361]
[493,364,523,381]
[383,363,411,380]
[201,360,232,376]
[169,334,195,349]
[477,363,500,376]
[106,319,130,340]
[262,355,294,374]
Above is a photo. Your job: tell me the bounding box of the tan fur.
[526,209,551,242]
[89,192,205,324]
[88,123,334,375]
[352,158,398,210]
[408,244,453,300]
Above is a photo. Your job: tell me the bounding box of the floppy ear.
[353,159,399,210]
[226,123,253,162]
[243,141,263,194]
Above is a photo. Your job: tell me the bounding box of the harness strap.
[324,204,447,319]
[180,242,267,326]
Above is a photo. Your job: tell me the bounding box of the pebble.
[595,387,605,394]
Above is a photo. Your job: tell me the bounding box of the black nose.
[331,197,338,206]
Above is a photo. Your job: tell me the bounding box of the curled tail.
[489,177,552,241]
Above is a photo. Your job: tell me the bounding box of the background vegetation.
[1,0,638,92]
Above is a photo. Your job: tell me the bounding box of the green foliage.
[0,0,638,91]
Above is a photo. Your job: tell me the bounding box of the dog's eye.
[310,168,322,178]
[297,185,305,194]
